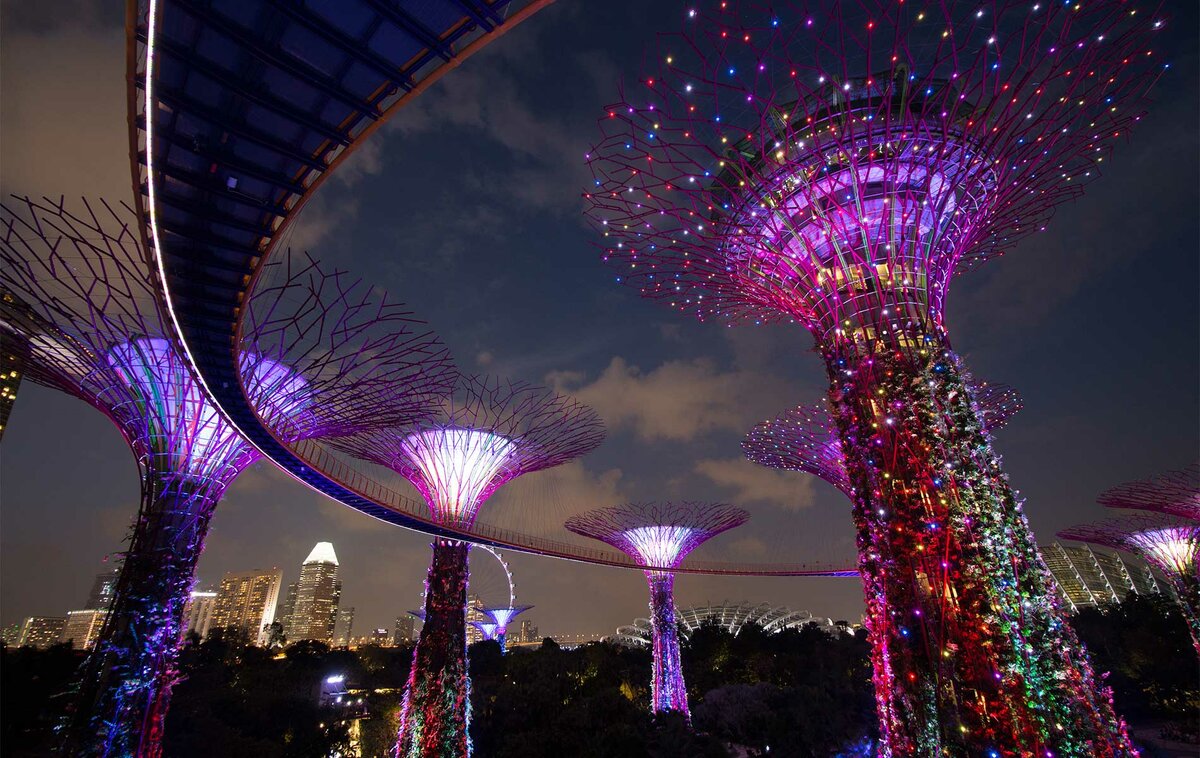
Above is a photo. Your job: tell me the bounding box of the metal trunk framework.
[331,375,604,757]
[565,502,749,722]
[0,197,452,757]
[583,2,1166,753]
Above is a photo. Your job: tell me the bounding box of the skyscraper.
[84,567,121,611]
[333,607,355,647]
[517,618,538,645]
[393,615,417,645]
[61,610,107,650]
[285,543,340,644]
[278,582,298,634]
[17,616,66,649]
[182,590,218,640]
[465,593,485,645]
[1,623,21,647]
[210,569,283,645]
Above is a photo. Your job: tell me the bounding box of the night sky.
[1,1,1197,638]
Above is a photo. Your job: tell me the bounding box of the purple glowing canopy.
[1060,513,1199,581]
[743,380,1022,496]
[1,199,454,486]
[0,198,254,491]
[481,605,532,630]
[331,375,606,529]
[469,621,500,641]
[1097,463,1200,522]
[0,197,457,754]
[240,250,456,446]
[565,502,749,571]
[584,1,1165,348]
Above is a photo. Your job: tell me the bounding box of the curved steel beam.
[130,0,857,577]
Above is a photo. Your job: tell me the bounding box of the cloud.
[953,74,1198,342]
[548,356,789,443]
[481,459,627,534]
[694,457,816,511]
[279,192,362,253]
[0,21,129,201]
[385,51,594,217]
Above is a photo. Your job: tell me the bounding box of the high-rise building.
[61,610,107,650]
[211,569,283,646]
[285,543,341,644]
[17,616,66,649]
[278,582,298,633]
[84,567,121,611]
[517,618,538,644]
[1,623,20,646]
[182,590,218,640]
[393,615,417,645]
[0,306,23,442]
[333,607,355,647]
[1042,542,1165,613]
[465,593,485,645]
[368,628,390,645]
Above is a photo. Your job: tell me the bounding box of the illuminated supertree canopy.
[0,197,453,757]
[1097,463,1200,522]
[477,605,532,653]
[565,502,748,722]
[1060,513,1200,656]
[743,379,1022,497]
[583,2,1164,754]
[332,375,604,758]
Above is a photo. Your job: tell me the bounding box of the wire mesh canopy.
[743,379,1022,496]
[1097,463,1200,521]
[583,0,1166,350]
[328,375,606,529]
[1060,513,1199,580]
[565,502,750,571]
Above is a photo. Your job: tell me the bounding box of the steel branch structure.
[743,380,1022,497]
[332,375,604,758]
[565,502,749,722]
[0,197,450,757]
[1097,463,1200,522]
[1060,514,1200,656]
[584,2,1163,753]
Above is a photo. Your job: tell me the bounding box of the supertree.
[473,606,532,653]
[565,502,749,722]
[744,380,1022,497]
[331,375,604,757]
[1097,463,1200,522]
[0,196,454,757]
[1060,514,1200,656]
[583,2,1166,753]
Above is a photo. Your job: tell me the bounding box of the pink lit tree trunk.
[827,344,1136,756]
[646,572,688,721]
[397,539,472,758]
[65,476,219,758]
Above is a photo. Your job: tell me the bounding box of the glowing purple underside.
[397,427,517,527]
[105,338,316,482]
[107,337,254,479]
[622,526,698,570]
[1128,526,1200,578]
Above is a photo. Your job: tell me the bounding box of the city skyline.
[1,0,1197,641]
